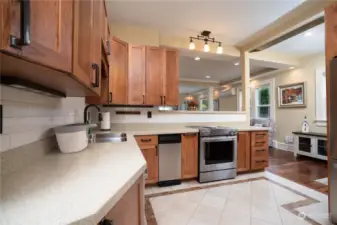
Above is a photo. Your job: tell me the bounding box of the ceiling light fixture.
[290,66,295,69]
[188,30,222,54]
[216,43,223,54]
[234,62,240,66]
[189,38,195,50]
[304,32,312,37]
[206,76,210,79]
[204,41,210,52]
[195,56,200,61]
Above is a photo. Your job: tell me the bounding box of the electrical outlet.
[147,111,152,118]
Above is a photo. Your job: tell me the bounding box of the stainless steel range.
[189,126,238,183]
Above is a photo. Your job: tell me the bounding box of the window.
[236,79,275,120]
[316,68,326,126]
[255,85,270,118]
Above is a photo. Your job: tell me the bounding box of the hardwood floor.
[266,148,329,194]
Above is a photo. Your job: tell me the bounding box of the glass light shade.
[216,45,223,54]
[204,43,210,52]
[189,41,195,50]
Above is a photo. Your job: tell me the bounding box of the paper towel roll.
[100,112,111,131]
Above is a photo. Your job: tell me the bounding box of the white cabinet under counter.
[293,131,327,160]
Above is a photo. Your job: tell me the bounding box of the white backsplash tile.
[0,85,85,152]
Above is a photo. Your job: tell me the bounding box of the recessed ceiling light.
[195,57,200,61]
[290,67,295,69]
[234,62,240,66]
[206,76,210,79]
[304,32,312,37]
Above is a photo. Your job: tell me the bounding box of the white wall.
[253,54,326,143]
[0,86,85,153]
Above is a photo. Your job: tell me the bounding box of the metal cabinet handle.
[141,139,151,142]
[143,95,145,104]
[160,96,163,105]
[91,63,99,87]
[163,96,166,105]
[256,160,267,163]
[256,149,266,152]
[256,133,266,136]
[156,146,158,156]
[109,92,112,103]
[107,40,111,55]
[10,0,31,49]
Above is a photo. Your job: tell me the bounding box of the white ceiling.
[179,55,269,83]
[106,0,303,45]
[179,85,206,94]
[265,23,325,57]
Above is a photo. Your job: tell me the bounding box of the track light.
[189,38,195,50]
[204,41,210,52]
[216,43,223,54]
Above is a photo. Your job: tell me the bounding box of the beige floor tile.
[191,204,223,225]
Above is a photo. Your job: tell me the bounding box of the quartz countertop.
[1,134,146,225]
[0,125,269,225]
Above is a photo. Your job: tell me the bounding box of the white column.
[240,51,250,123]
[208,87,214,111]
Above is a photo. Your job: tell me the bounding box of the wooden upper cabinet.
[163,48,179,106]
[146,47,164,105]
[73,0,93,90]
[237,132,251,173]
[110,37,128,104]
[128,45,146,105]
[140,146,158,184]
[1,0,73,72]
[181,133,198,179]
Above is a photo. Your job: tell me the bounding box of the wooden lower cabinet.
[140,145,158,184]
[103,175,145,225]
[181,133,198,179]
[251,131,269,170]
[237,132,251,173]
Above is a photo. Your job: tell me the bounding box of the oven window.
[204,140,234,165]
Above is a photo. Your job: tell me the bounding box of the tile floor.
[145,172,332,225]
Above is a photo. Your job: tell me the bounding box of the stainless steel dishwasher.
[158,134,182,187]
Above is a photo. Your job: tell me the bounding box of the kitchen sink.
[90,133,127,143]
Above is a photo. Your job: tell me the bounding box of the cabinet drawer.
[135,135,158,146]
[252,147,269,158]
[251,157,268,170]
[251,131,268,147]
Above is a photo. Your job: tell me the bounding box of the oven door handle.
[201,137,236,142]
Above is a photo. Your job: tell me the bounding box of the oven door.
[200,136,237,172]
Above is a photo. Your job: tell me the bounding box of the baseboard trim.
[272,140,295,152]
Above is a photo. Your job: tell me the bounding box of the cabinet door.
[20,0,73,72]
[128,45,145,105]
[1,0,73,70]
[181,133,198,179]
[109,37,128,104]
[140,146,158,184]
[237,132,251,173]
[145,47,164,105]
[1,0,24,55]
[90,0,103,96]
[163,48,179,106]
[105,175,144,225]
[73,0,95,93]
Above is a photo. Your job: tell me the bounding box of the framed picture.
[278,82,306,108]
